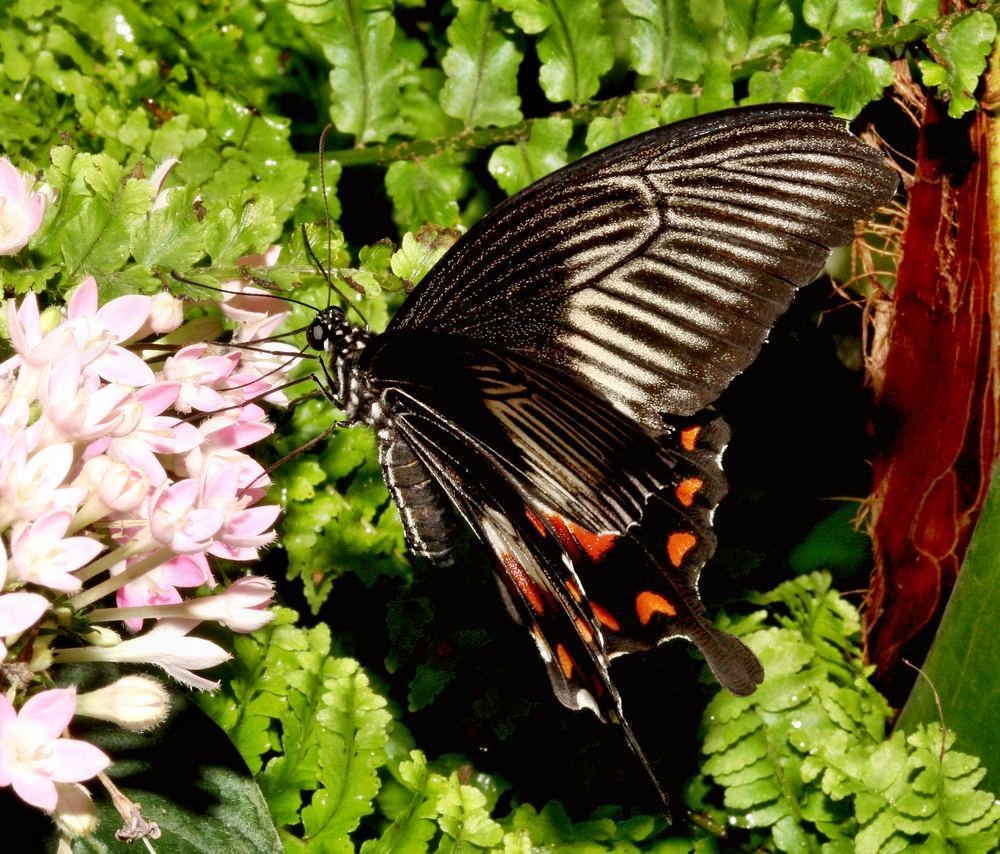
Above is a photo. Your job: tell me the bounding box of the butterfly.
[304,103,897,802]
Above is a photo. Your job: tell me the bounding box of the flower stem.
[70,545,174,610]
[74,534,154,584]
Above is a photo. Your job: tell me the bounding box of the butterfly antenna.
[169,270,320,314]
[318,124,334,303]
[299,220,372,330]
[251,414,345,487]
[307,126,371,329]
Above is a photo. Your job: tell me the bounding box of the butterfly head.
[306,306,374,422]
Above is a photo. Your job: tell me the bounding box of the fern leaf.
[289,0,410,143]
[493,0,613,104]
[441,0,523,128]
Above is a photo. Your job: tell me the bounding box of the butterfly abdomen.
[378,426,459,565]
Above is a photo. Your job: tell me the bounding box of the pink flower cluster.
[0,156,296,834]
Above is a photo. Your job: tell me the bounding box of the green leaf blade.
[440,0,523,128]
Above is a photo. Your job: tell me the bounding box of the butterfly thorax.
[307,306,381,425]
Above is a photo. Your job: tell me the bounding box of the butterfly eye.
[306,319,327,351]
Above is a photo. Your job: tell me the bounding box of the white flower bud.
[80,625,122,647]
[52,782,99,838]
[75,675,171,732]
[149,291,185,334]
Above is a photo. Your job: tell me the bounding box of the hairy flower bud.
[75,675,170,732]
[52,783,99,838]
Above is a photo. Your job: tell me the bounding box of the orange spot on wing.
[591,602,621,632]
[556,643,575,680]
[667,532,698,567]
[574,617,594,644]
[500,552,545,615]
[525,506,547,537]
[566,577,584,602]
[548,513,617,562]
[680,425,701,452]
[565,519,617,560]
[675,477,704,508]
[636,591,677,625]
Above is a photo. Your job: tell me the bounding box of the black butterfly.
[305,103,897,802]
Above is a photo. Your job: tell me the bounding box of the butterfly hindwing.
[388,104,897,427]
[364,335,762,694]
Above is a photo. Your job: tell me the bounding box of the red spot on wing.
[591,602,621,632]
[547,514,618,562]
[565,519,617,560]
[556,643,575,680]
[667,532,698,567]
[524,506,547,537]
[675,477,704,508]
[500,552,545,615]
[636,591,677,625]
[680,425,702,452]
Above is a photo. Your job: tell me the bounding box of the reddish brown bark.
[863,98,1000,703]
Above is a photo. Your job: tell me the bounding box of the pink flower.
[0,158,47,255]
[114,553,213,632]
[75,675,171,732]
[148,479,223,554]
[147,291,184,334]
[162,344,240,413]
[0,688,110,812]
[5,291,44,363]
[39,358,143,444]
[199,461,280,560]
[64,277,155,386]
[95,382,201,486]
[183,576,275,632]
[0,547,49,657]
[9,511,105,592]
[73,456,149,515]
[0,437,88,526]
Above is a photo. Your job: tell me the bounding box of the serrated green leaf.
[437,775,504,847]
[746,41,893,118]
[494,0,613,103]
[584,94,660,152]
[441,0,523,128]
[290,0,410,143]
[803,0,881,36]
[722,0,792,61]
[385,154,467,230]
[390,228,459,284]
[917,11,997,118]
[130,188,206,272]
[621,0,705,85]
[299,659,392,847]
[886,0,937,22]
[487,116,572,194]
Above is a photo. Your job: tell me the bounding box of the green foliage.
[898,461,1000,796]
[194,576,1000,852]
[441,0,524,129]
[692,573,1000,852]
[495,0,614,104]
[918,11,998,118]
[199,610,682,851]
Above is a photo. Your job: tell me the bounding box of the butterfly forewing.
[387,104,897,427]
